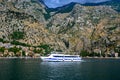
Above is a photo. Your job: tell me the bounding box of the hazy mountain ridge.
[0,0,120,55]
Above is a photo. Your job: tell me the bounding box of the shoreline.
[0,57,41,59]
[0,57,120,59]
[82,57,120,59]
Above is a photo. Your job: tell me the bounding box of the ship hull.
[41,57,81,62]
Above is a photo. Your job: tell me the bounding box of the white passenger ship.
[41,53,81,62]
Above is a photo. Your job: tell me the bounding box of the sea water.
[0,58,120,80]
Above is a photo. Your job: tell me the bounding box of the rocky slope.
[0,0,54,44]
[0,0,120,55]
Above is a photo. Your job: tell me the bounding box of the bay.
[0,58,120,80]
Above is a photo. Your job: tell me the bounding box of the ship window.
[53,56,64,57]
[64,56,78,58]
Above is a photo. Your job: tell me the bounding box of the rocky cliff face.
[0,0,120,54]
[0,0,50,43]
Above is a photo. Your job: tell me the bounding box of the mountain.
[81,0,120,12]
[0,0,120,56]
[0,0,55,45]
[103,0,120,12]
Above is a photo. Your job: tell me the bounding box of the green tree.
[11,40,31,47]
[0,38,4,42]
[33,48,43,53]
[22,51,26,56]
[0,47,5,53]
[80,50,89,57]
[8,46,21,54]
[11,31,25,40]
[38,44,53,55]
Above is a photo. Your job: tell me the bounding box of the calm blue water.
[0,58,120,80]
